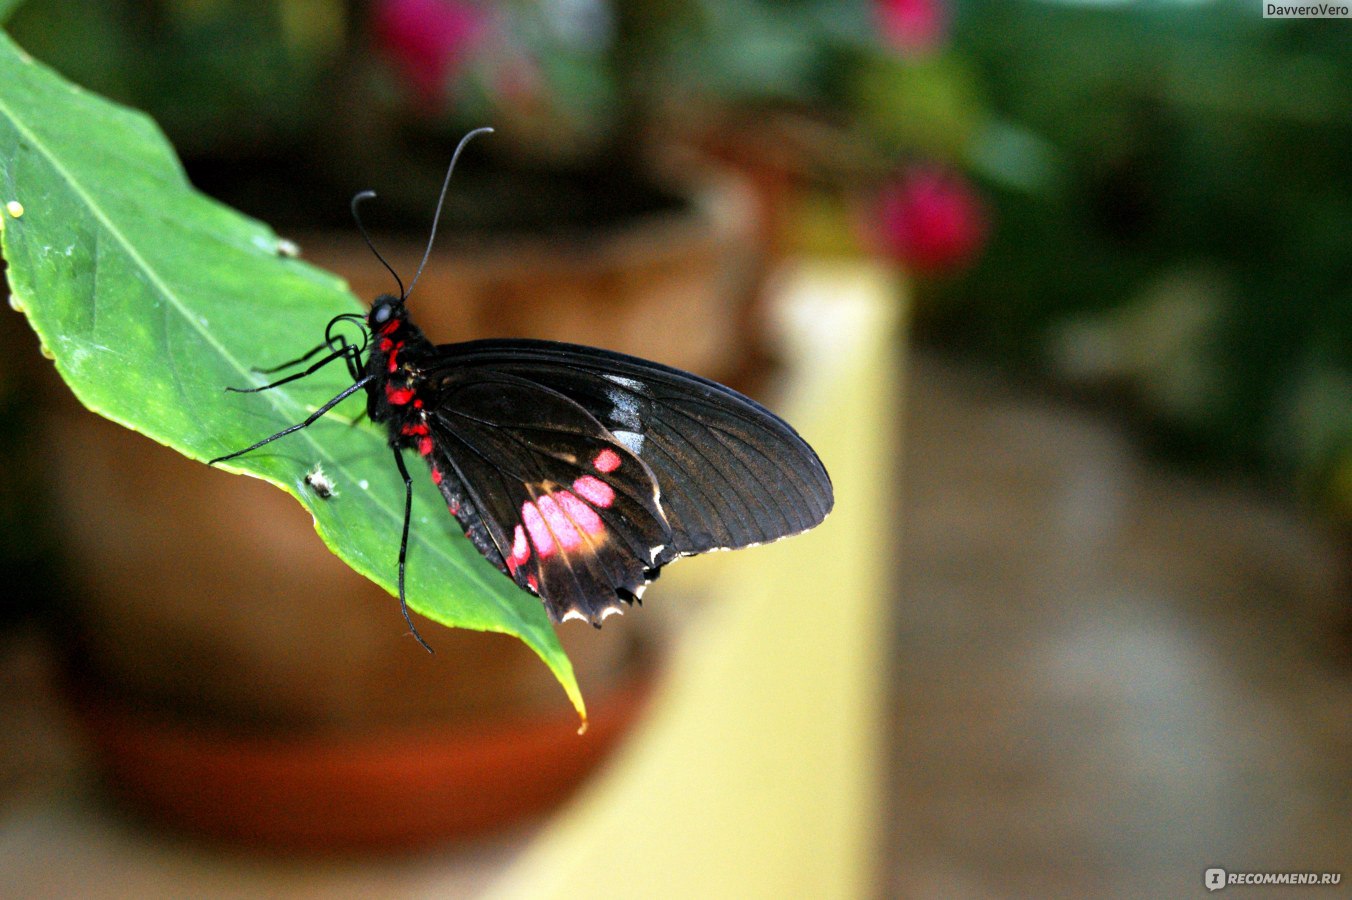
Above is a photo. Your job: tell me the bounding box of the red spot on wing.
[386,382,415,405]
[413,398,423,409]
[379,338,393,352]
[417,436,433,456]
[387,341,404,373]
[430,465,443,485]
[401,421,430,436]
[572,475,615,508]
[526,574,538,592]
[593,448,621,473]
[379,319,400,336]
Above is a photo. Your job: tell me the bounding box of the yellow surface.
[489,260,905,899]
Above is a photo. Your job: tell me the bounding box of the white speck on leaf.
[359,479,370,490]
[5,200,24,218]
[304,464,337,498]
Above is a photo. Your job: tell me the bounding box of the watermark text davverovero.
[1263,2,1350,16]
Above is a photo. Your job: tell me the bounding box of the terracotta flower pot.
[71,645,654,853]
[297,167,758,381]
[40,169,757,851]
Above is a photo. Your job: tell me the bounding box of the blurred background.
[0,0,1349,896]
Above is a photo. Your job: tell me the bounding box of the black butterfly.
[210,129,833,650]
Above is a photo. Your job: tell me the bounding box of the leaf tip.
[564,677,588,730]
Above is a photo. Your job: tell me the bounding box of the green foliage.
[5,0,338,160]
[935,1,1352,511]
[0,30,585,717]
[850,51,985,161]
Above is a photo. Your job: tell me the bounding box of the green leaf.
[0,30,585,720]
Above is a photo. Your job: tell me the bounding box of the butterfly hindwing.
[420,369,673,624]
[426,340,834,559]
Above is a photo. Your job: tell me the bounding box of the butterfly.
[210,129,833,650]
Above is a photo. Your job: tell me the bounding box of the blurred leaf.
[0,0,23,25]
[0,29,584,719]
[850,51,984,160]
[677,3,822,103]
[966,119,1062,194]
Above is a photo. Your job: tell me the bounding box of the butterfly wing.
[418,368,673,624]
[427,339,834,560]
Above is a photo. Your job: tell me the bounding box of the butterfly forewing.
[422,370,673,624]
[428,340,835,557]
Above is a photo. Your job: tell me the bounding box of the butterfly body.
[211,129,831,645]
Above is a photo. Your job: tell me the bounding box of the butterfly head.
[368,293,408,334]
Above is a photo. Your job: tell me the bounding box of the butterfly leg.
[227,340,362,394]
[392,447,434,653]
[249,339,339,375]
[208,375,373,465]
[251,312,369,378]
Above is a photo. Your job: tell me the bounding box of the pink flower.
[873,165,987,273]
[875,0,947,54]
[372,0,486,107]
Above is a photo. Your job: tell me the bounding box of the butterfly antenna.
[405,126,494,302]
[351,190,406,300]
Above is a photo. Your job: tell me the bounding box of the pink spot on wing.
[522,502,555,557]
[526,574,538,591]
[430,465,443,485]
[507,524,530,572]
[417,436,433,456]
[557,490,605,536]
[386,382,415,405]
[572,475,615,509]
[593,448,621,473]
[536,495,583,550]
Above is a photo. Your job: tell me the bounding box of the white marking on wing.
[605,386,642,432]
[603,374,644,391]
[613,429,644,454]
